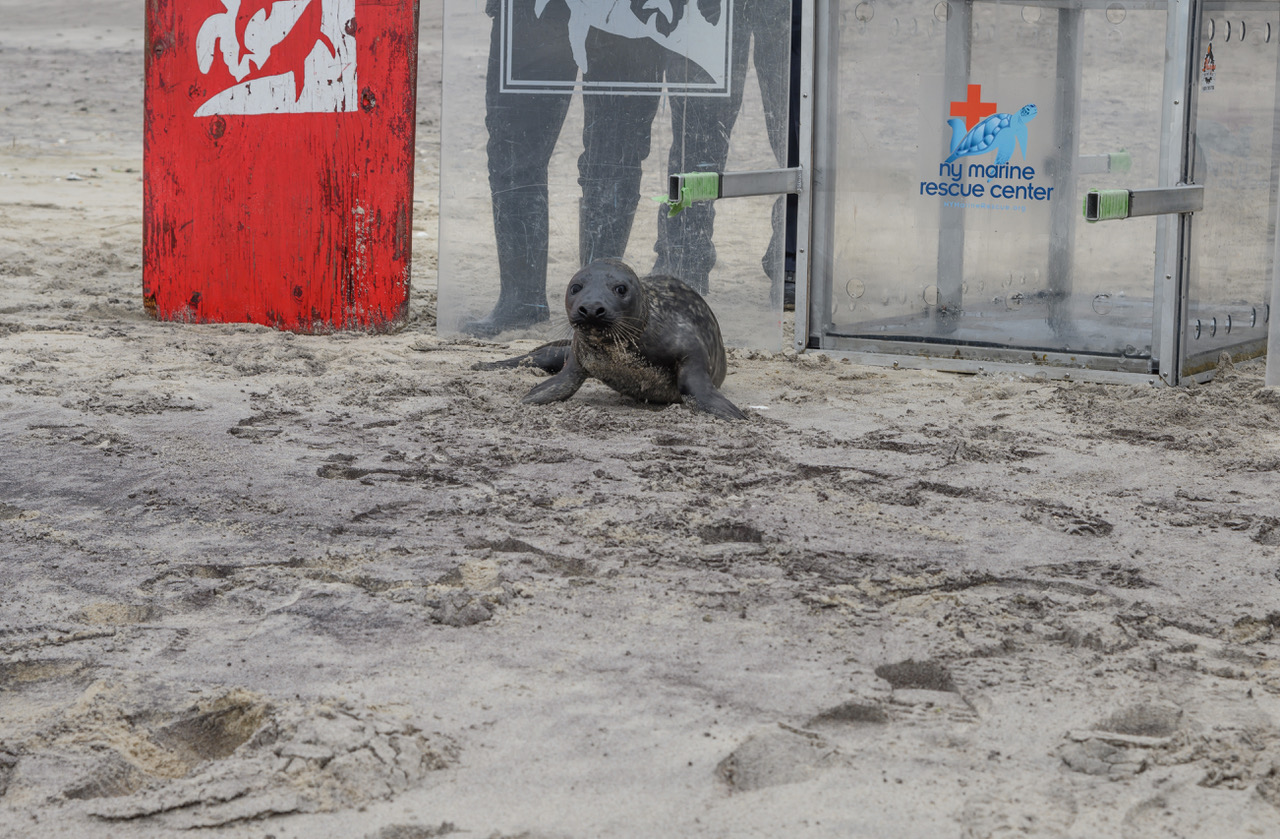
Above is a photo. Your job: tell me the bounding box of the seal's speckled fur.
[485,259,744,420]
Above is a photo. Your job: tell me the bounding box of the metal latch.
[1084,184,1204,222]
[659,167,803,217]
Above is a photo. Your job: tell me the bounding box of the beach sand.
[3,3,1280,837]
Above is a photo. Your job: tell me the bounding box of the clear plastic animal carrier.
[804,0,1280,384]
[439,0,1280,385]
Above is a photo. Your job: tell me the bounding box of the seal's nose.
[578,304,607,318]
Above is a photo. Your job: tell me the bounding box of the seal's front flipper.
[523,351,588,405]
[523,369,587,404]
[679,363,746,421]
[473,340,571,373]
[691,388,747,421]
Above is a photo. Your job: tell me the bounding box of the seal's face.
[565,259,645,337]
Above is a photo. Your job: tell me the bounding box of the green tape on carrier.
[1108,149,1132,174]
[1084,189,1130,223]
[654,171,721,217]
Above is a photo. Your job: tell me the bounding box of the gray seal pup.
[480,259,745,420]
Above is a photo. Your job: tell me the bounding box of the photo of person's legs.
[577,29,664,267]
[757,0,802,308]
[651,40,748,294]
[466,0,576,337]
[651,0,796,298]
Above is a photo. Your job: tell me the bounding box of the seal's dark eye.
[614,284,628,296]
[570,283,583,295]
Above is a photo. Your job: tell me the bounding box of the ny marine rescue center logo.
[920,85,1054,208]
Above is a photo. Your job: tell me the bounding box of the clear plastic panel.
[1071,2,1168,362]
[819,0,1169,369]
[438,0,792,350]
[1184,4,1279,370]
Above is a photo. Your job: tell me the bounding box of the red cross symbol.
[950,84,997,130]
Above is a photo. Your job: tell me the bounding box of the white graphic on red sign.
[195,0,357,116]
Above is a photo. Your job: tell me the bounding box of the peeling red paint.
[392,201,408,263]
[144,0,419,332]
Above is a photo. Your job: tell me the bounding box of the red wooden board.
[144,0,418,331]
